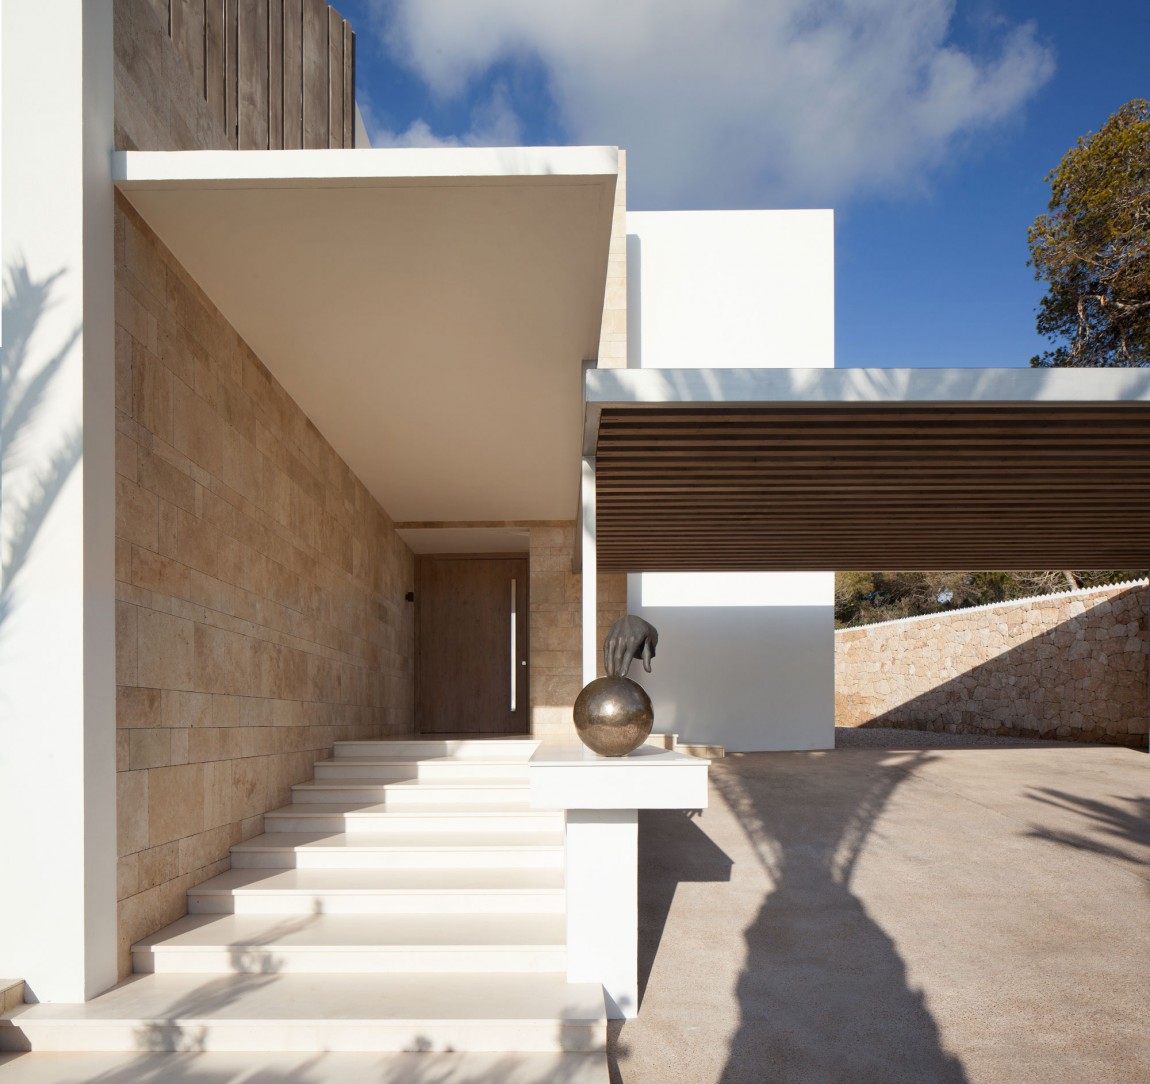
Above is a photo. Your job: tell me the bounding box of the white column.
[581,457,597,687]
[0,0,118,1001]
[530,744,710,1020]
[565,810,638,1018]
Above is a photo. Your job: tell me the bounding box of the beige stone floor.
[610,728,1150,1084]
[3,728,1146,1083]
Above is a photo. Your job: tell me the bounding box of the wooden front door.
[416,555,529,734]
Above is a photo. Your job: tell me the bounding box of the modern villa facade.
[3,1,1150,1073]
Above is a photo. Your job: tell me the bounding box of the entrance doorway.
[415,555,529,735]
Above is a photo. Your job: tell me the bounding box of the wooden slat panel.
[302,0,329,148]
[224,0,240,140]
[327,7,344,148]
[171,0,206,97]
[205,0,226,129]
[592,402,1150,572]
[282,0,303,148]
[149,0,172,30]
[238,0,270,149]
[267,0,284,148]
[343,19,355,148]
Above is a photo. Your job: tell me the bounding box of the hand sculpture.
[603,614,659,678]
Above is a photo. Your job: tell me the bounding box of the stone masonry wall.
[835,582,1149,747]
[113,0,414,978]
[530,523,628,737]
[596,150,627,370]
[114,196,415,977]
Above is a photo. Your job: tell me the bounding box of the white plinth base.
[529,741,708,1018]
[566,810,638,1018]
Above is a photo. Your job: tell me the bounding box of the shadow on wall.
[838,591,1149,748]
[0,259,83,640]
[711,751,969,1084]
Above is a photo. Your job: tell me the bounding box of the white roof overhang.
[584,367,1150,571]
[114,147,619,521]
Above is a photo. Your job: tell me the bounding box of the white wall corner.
[1,0,118,1002]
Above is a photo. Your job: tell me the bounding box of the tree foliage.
[1028,99,1150,367]
[834,570,1143,629]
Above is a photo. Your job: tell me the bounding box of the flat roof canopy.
[585,367,1150,572]
[115,147,618,521]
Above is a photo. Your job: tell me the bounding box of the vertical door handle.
[510,578,518,712]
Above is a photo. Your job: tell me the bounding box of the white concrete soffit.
[583,367,1150,571]
[114,147,619,521]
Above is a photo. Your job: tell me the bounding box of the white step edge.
[290,781,531,805]
[132,914,567,974]
[228,832,564,870]
[312,761,531,782]
[263,806,562,834]
[335,739,540,760]
[1,973,605,1055]
[187,867,565,915]
[0,1050,610,1082]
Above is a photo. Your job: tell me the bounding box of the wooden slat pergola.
[582,368,1150,572]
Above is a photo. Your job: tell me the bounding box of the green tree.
[1028,99,1150,367]
[834,570,1144,629]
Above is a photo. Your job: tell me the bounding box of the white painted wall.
[624,211,835,751]
[1,0,118,1000]
[626,210,833,370]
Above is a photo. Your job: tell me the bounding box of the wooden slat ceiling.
[593,404,1150,572]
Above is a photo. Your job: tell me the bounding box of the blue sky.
[339,1,1148,369]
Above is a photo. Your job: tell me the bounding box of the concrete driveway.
[613,728,1150,1084]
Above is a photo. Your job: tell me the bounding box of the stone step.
[0,972,604,1054]
[0,982,23,1016]
[131,914,567,974]
[264,801,563,835]
[334,738,539,761]
[229,830,564,870]
[313,756,531,783]
[290,778,531,806]
[0,1050,610,1082]
[187,866,565,914]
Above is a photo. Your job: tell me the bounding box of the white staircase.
[0,738,608,1081]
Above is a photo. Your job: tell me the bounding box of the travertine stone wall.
[596,150,628,370]
[835,583,1148,747]
[114,195,415,975]
[112,0,414,978]
[530,523,627,737]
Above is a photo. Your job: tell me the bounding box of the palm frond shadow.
[1,258,84,638]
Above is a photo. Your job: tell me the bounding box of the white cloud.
[364,0,1054,208]
[362,82,524,149]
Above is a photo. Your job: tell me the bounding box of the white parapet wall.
[622,211,835,751]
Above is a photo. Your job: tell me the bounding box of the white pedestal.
[529,742,709,1018]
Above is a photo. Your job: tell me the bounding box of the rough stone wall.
[530,523,628,737]
[835,583,1148,747]
[113,0,414,978]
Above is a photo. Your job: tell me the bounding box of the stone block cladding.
[596,150,628,370]
[112,0,414,978]
[835,582,1148,747]
[114,193,415,977]
[529,524,628,737]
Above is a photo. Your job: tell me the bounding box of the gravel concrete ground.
[610,728,1150,1084]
